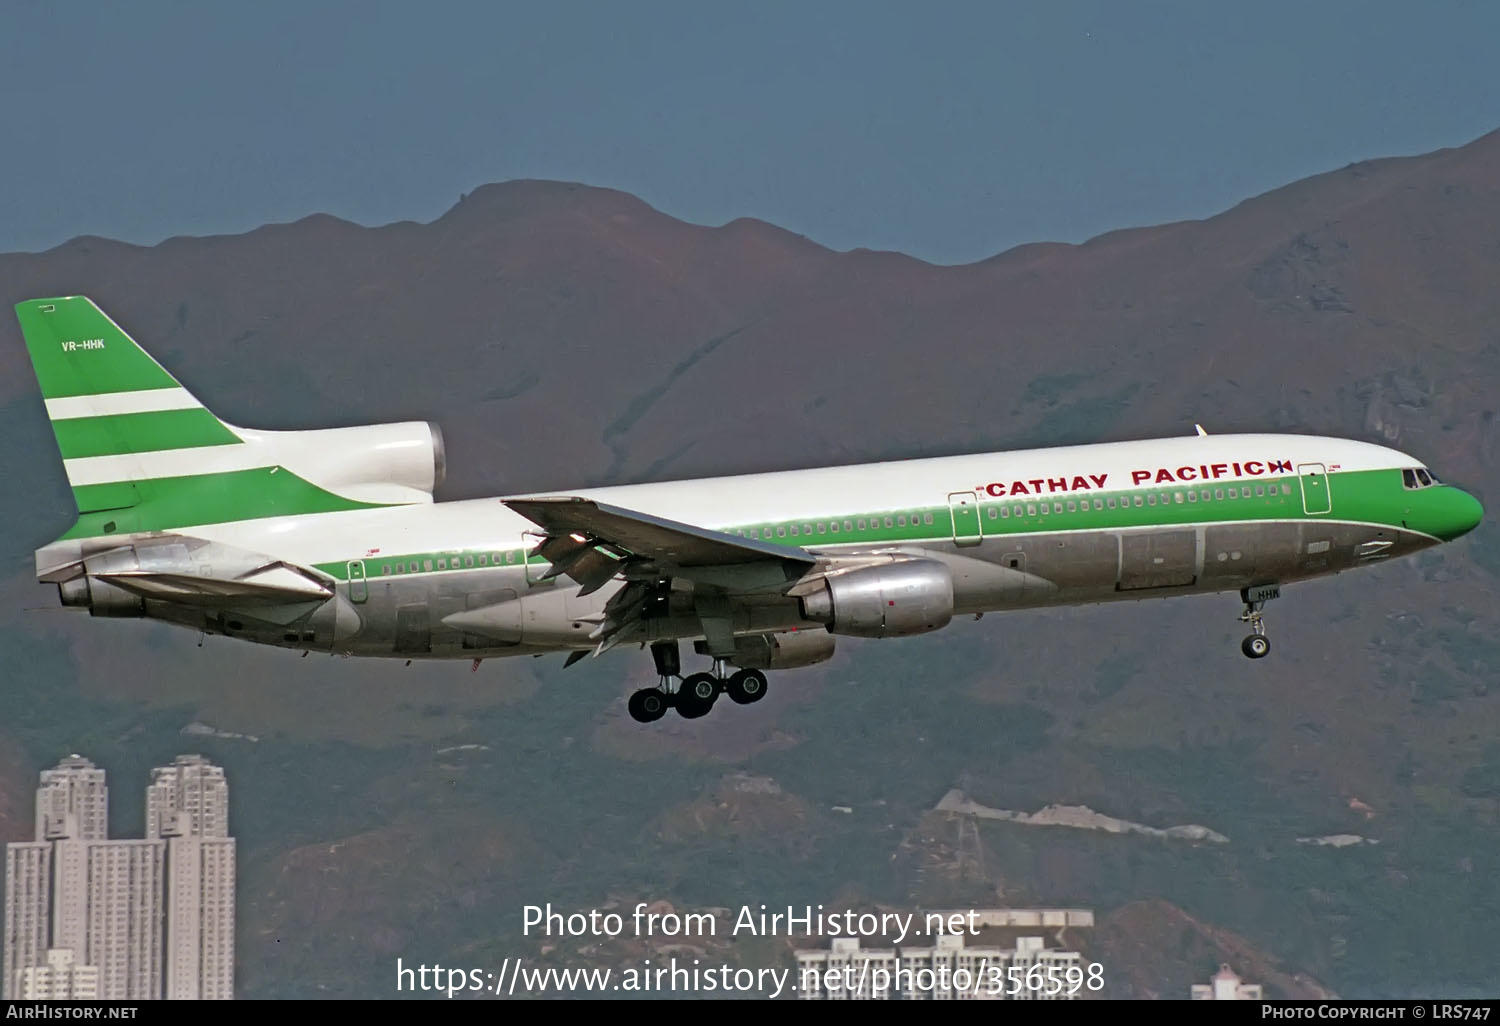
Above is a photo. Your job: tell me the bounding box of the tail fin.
[16,296,242,515]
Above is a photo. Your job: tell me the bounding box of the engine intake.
[800,560,954,638]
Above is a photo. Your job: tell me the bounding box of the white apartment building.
[19,949,99,1000]
[3,754,234,1001]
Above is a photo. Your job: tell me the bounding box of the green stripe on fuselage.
[313,468,1443,582]
[52,407,241,460]
[63,467,392,538]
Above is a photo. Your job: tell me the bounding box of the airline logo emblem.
[976,458,1293,497]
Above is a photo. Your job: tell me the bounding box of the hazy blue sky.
[3,1,1497,263]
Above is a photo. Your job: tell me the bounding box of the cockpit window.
[1403,467,1441,490]
[1415,468,1433,487]
[1403,469,1418,489]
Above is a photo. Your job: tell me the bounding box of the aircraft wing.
[505,495,815,586]
[504,495,818,656]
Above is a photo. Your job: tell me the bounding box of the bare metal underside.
[129,516,1424,661]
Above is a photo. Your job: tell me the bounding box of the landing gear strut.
[1238,585,1279,659]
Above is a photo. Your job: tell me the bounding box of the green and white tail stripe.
[17,296,244,514]
[16,297,421,534]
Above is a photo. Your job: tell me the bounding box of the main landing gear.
[1238,584,1280,660]
[627,643,769,723]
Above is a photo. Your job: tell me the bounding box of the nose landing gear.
[1238,585,1279,660]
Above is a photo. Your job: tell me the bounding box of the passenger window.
[1093,499,1103,510]
[1201,490,1210,501]
[1000,507,1009,518]
[884,516,894,528]
[924,513,934,525]
[777,526,786,537]
[1174,492,1184,503]
[857,519,866,530]
[898,515,907,527]
[1067,501,1076,512]
[382,565,391,576]
[1255,486,1265,497]
[818,523,827,534]
[829,523,839,534]
[1281,483,1292,495]
[1186,491,1197,503]
[437,559,447,570]
[1134,496,1143,507]
[1014,505,1023,516]
[465,555,474,567]
[789,525,799,536]
[1147,494,1157,506]
[1214,489,1224,500]
[1040,503,1049,515]
[987,508,997,519]
[803,523,813,534]
[507,552,516,564]
[478,554,488,566]
[423,560,434,572]
[1027,504,1037,516]
[1107,498,1116,509]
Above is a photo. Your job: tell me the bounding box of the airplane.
[16,296,1484,723]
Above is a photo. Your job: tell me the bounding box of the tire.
[675,673,719,719]
[628,688,669,723]
[1241,634,1271,659]
[727,668,769,705]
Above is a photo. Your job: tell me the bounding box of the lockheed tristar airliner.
[17,297,1484,723]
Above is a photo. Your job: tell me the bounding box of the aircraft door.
[1298,463,1332,515]
[948,492,983,547]
[347,560,368,604]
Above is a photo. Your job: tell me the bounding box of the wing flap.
[505,496,821,659]
[506,496,815,573]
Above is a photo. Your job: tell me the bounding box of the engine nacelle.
[59,574,145,617]
[232,420,445,505]
[799,560,954,638]
[731,629,837,670]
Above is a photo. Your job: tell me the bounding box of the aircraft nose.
[1432,488,1484,541]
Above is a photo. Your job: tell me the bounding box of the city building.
[19,949,99,1000]
[3,841,50,999]
[3,754,234,1001]
[797,914,1091,1000]
[1191,963,1264,1000]
[148,756,235,1000]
